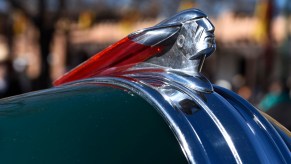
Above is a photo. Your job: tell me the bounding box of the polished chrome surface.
[128,8,216,93]
[156,9,207,27]
[128,71,213,93]
[170,17,215,60]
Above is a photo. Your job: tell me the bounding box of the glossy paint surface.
[213,85,291,163]
[0,85,187,164]
[55,77,291,164]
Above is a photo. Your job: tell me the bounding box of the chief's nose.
[196,18,215,33]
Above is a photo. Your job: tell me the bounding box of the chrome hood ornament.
[54,9,216,92]
[129,9,216,92]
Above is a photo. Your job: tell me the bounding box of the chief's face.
[194,18,215,53]
[187,17,216,59]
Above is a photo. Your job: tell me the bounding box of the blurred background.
[0,0,290,127]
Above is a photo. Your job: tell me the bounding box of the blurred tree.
[255,0,275,90]
[279,0,291,81]
[9,0,66,89]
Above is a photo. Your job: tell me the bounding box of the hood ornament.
[54,9,216,93]
[130,9,216,92]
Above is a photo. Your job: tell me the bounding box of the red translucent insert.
[54,37,164,86]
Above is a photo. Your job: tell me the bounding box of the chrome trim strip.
[161,78,243,164]
[214,85,291,163]
[127,73,242,164]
